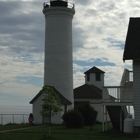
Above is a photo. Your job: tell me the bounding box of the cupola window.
[96,73,101,81]
[87,73,90,81]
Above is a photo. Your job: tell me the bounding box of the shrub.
[76,104,98,126]
[95,120,102,124]
[62,110,83,128]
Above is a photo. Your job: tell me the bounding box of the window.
[96,73,101,81]
[87,73,90,81]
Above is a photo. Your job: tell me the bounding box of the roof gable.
[84,66,105,74]
[123,17,140,60]
[74,84,102,99]
[30,85,72,105]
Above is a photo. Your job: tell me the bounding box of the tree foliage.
[40,85,62,123]
[76,103,98,126]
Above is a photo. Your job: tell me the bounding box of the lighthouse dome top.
[43,0,74,9]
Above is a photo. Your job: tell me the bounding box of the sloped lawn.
[0,124,135,140]
[0,123,32,131]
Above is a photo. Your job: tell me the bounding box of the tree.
[62,110,84,128]
[40,85,62,134]
[76,103,98,126]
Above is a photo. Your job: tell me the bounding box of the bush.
[62,110,83,128]
[76,104,98,126]
[95,120,102,124]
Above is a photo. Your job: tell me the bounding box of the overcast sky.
[0,0,138,113]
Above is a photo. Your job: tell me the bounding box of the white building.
[74,66,110,122]
[30,0,75,124]
[102,18,137,132]
[43,0,75,107]
[30,85,71,124]
[29,3,139,131]
[123,17,140,134]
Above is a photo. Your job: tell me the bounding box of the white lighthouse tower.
[43,0,75,107]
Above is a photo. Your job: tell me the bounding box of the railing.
[43,1,75,9]
[102,86,133,103]
[103,86,122,102]
[102,69,133,103]
[0,114,29,125]
[120,69,133,86]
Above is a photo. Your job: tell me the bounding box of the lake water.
[0,105,32,125]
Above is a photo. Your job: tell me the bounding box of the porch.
[102,69,133,132]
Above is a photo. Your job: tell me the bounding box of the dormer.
[84,66,105,89]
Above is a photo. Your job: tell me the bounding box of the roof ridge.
[30,85,72,105]
[84,66,105,74]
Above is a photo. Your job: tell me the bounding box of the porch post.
[120,107,122,131]
[1,114,2,125]
[128,106,130,114]
[102,105,105,132]
[105,106,107,131]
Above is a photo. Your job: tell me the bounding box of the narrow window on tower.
[87,73,90,81]
[96,73,101,81]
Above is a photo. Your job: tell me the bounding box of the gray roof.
[30,85,72,105]
[123,17,140,60]
[84,66,105,74]
[74,84,115,100]
[74,84,102,99]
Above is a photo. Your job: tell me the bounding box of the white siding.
[74,98,110,122]
[43,7,75,107]
[85,73,104,89]
[33,94,44,124]
[51,107,64,124]
[32,93,64,124]
[133,60,140,126]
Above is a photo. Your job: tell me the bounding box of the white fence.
[0,114,29,125]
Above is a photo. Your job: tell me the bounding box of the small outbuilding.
[74,66,110,122]
[30,85,72,124]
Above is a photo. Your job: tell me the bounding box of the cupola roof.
[84,66,105,74]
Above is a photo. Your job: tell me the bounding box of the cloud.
[72,0,136,88]
[73,0,93,6]
[0,0,137,109]
[0,1,44,55]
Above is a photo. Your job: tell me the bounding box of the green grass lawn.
[0,123,31,131]
[0,124,135,140]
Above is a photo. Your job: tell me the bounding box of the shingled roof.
[30,85,72,105]
[84,66,105,74]
[74,84,102,99]
[123,17,140,60]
